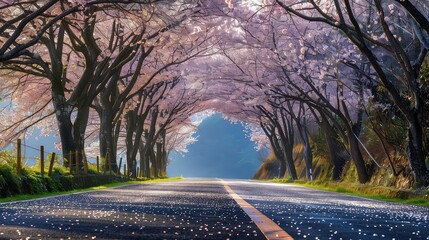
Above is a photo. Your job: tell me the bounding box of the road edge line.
[221,180,294,240]
[0,184,140,206]
[0,178,185,205]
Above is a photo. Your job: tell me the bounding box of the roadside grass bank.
[0,176,183,203]
[1,154,183,203]
[269,178,429,207]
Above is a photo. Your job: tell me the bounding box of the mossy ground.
[269,178,429,207]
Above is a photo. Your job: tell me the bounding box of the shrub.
[41,176,58,192]
[310,131,329,159]
[0,149,121,199]
[87,163,99,174]
[335,186,353,193]
[53,175,75,191]
[51,165,69,175]
[0,163,21,197]
[0,150,19,169]
[32,153,67,175]
[20,168,46,194]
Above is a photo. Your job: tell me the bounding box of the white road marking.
[221,179,294,240]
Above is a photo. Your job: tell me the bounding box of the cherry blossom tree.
[90,2,210,172]
[1,0,212,171]
[0,0,161,62]
[1,0,428,186]
[203,1,374,182]
[124,80,176,178]
[273,0,429,186]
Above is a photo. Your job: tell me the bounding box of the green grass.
[0,177,184,203]
[268,179,429,207]
[351,194,429,207]
[334,186,353,193]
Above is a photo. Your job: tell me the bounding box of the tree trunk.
[321,120,349,181]
[407,119,429,186]
[284,146,298,180]
[141,141,151,179]
[144,147,152,178]
[47,25,77,168]
[297,122,313,180]
[126,111,146,179]
[271,136,287,178]
[155,142,163,178]
[99,106,118,174]
[278,158,287,178]
[52,94,75,167]
[125,111,136,178]
[151,143,161,178]
[347,128,370,183]
[161,149,167,177]
[113,118,121,166]
[73,104,90,170]
[303,138,313,180]
[159,131,167,177]
[52,93,88,171]
[151,149,157,177]
[140,141,151,179]
[143,108,159,178]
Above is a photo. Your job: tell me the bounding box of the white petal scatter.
[1,179,428,239]
[0,179,262,239]
[226,180,429,240]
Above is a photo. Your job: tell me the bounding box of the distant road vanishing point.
[0,178,428,239]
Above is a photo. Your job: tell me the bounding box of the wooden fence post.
[124,164,127,177]
[48,153,56,176]
[137,167,140,178]
[16,139,22,174]
[40,146,44,176]
[96,156,99,173]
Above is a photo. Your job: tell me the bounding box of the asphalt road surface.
[0,178,428,240]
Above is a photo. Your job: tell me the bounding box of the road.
[0,179,427,240]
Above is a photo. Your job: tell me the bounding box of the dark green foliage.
[53,175,75,191]
[421,56,429,166]
[71,175,118,189]
[0,158,119,198]
[420,56,429,122]
[20,168,45,194]
[40,176,58,192]
[0,150,18,169]
[87,168,99,175]
[51,165,69,175]
[0,163,21,197]
[311,131,329,158]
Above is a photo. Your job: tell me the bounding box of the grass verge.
[0,176,183,203]
[268,179,429,207]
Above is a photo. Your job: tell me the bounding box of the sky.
[167,113,265,179]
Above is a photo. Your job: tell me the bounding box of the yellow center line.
[221,180,294,240]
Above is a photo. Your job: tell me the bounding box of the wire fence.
[0,138,128,177]
[4,139,71,166]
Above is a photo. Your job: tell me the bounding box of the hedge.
[0,163,122,198]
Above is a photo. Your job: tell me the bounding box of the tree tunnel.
[167,113,264,179]
[1,0,429,186]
